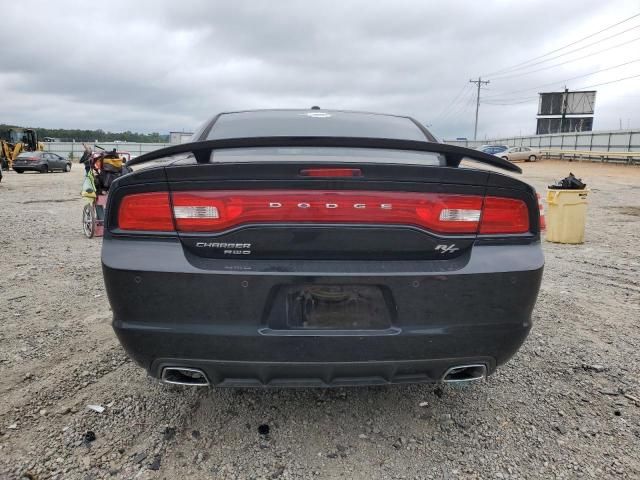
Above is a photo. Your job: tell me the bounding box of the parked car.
[12,151,72,173]
[496,146,540,162]
[103,109,544,388]
[476,144,509,155]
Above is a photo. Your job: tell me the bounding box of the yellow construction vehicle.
[1,127,44,170]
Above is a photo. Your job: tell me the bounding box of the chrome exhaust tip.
[161,367,210,387]
[441,364,487,384]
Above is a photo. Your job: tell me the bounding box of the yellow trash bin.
[545,188,590,244]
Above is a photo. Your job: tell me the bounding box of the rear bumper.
[13,164,44,171]
[151,357,496,387]
[104,238,543,387]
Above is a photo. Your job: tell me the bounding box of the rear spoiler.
[127,137,522,173]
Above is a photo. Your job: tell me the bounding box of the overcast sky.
[1,0,639,139]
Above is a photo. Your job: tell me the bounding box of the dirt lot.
[0,160,638,480]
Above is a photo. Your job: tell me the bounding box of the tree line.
[0,124,169,143]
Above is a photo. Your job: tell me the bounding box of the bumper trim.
[151,356,496,388]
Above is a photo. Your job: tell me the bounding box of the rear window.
[210,147,443,166]
[206,110,430,141]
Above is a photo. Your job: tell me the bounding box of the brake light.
[118,192,173,231]
[116,190,531,235]
[299,168,362,177]
[479,197,529,234]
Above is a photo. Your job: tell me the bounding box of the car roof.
[18,151,44,156]
[200,109,436,142]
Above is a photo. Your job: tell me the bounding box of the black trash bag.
[96,163,131,192]
[548,172,586,190]
[95,170,119,192]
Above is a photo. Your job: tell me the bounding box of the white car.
[498,146,540,162]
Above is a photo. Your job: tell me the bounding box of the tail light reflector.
[116,190,531,235]
[479,197,529,234]
[118,192,173,231]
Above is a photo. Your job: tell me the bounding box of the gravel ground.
[0,160,638,480]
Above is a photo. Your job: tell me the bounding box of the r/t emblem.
[435,244,459,254]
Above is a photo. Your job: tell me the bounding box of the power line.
[462,88,479,110]
[573,73,640,90]
[483,97,539,106]
[452,90,480,134]
[438,85,475,122]
[432,83,470,122]
[433,86,478,137]
[436,92,473,128]
[488,35,640,81]
[486,23,640,79]
[483,58,640,99]
[482,12,640,77]
[482,73,640,106]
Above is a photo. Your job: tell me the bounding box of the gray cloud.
[1,0,638,138]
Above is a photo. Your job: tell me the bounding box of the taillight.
[479,197,529,234]
[170,190,484,234]
[536,193,546,231]
[116,190,532,235]
[118,192,173,231]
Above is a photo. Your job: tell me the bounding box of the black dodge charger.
[102,109,544,388]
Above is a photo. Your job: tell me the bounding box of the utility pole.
[559,86,569,133]
[470,77,490,140]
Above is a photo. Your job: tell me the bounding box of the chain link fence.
[444,129,640,153]
[42,142,172,160]
[42,129,640,163]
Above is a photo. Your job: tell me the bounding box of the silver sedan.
[497,146,540,162]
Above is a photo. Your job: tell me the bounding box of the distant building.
[169,131,194,144]
[536,90,596,134]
